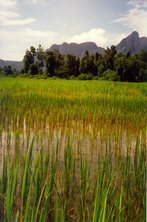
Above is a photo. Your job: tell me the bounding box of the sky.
[0,0,147,60]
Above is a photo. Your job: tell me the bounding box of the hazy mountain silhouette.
[116,31,147,55]
[49,42,105,57]
[49,31,147,56]
[0,31,147,70]
[0,59,23,70]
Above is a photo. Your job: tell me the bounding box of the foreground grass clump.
[0,139,146,222]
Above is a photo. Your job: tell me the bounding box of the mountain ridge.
[0,59,23,71]
[116,31,147,55]
[0,31,147,70]
[49,41,105,57]
[49,31,147,56]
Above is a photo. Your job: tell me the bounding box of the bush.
[50,76,61,80]
[77,73,94,80]
[69,75,76,80]
[28,64,39,75]
[100,69,120,81]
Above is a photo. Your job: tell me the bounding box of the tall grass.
[0,139,146,221]
[0,78,146,131]
[0,78,146,221]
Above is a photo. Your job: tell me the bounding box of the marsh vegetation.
[0,78,146,221]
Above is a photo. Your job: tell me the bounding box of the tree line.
[0,45,147,82]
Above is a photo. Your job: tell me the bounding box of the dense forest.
[0,45,147,82]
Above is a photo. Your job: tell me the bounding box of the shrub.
[77,73,94,80]
[28,64,39,75]
[69,75,76,80]
[100,69,120,81]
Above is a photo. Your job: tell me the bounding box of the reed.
[0,78,146,221]
[0,139,146,221]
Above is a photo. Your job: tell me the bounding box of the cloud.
[25,0,40,4]
[0,28,59,60]
[0,26,128,60]
[2,18,36,26]
[69,28,127,48]
[114,0,147,36]
[0,0,18,22]
[24,0,48,6]
[28,0,38,3]
[0,0,17,9]
[128,0,147,9]
[0,0,36,26]
[0,10,20,20]
[70,29,107,47]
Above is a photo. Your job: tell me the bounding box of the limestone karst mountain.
[1,31,147,70]
[116,31,147,55]
[49,42,105,57]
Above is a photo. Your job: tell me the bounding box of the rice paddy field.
[0,78,146,222]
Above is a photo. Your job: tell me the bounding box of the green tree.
[64,54,80,77]
[80,51,97,75]
[29,64,39,75]
[54,51,65,78]
[137,50,147,81]
[36,45,45,74]
[115,56,145,82]
[30,46,36,64]
[104,45,117,70]
[115,57,127,81]
[100,69,120,81]
[80,51,89,74]
[3,66,13,76]
[138,50,147,65]
[45,51,57,77]
[0,67,3,75]
[23,48,34,73]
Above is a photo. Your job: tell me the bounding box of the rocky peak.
[130,31,139,39]
[48,42,105,57]
[116,31,147,55]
